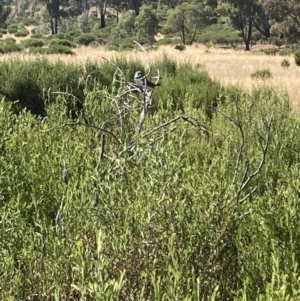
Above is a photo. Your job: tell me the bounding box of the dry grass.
[1,44,299,109]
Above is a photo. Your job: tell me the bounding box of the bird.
[134,71,160,91]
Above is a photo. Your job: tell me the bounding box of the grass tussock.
[1,56,300,300]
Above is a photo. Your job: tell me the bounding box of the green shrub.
[0,28,7,34]
[279,48,294,56]
[281,59,290,68]
[271,37,285,47]
[156,37,173,45]
[197,24,240,45]
[262,48,277,55]
[4,37,16,44]
[55,33,74,41]
[31,33,44,39]
[30,45,75,55]
[1,57,300,301]
[16,17,35,26]
[49,39,75,48]
[105,43,119,51]
[294,50,300,66]
[7,24,18,34]
[77,33,97,46]
[0,43,23,53]
[250,69,272,79]
[21,39,45,48]
[67,29,81,37]
[14,30,30,37]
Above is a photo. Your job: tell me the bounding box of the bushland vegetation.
[1,54,300,300]
[0,0,300,54]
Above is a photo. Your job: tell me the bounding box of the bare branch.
[213,104,274,204]
[136,89,153,133]
[39,120,122,144]
[152,69,160,85]
[143,115,209,138]
[62,160,69,185]
[238,186,258,204]
[146,126,177,147]
[232,101,244,184]
[55,199,65,226]
[133,40,153,74]
[100,134,105,159]
[236,111,274,203]
[211,106,239,126]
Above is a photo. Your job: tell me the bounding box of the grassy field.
[1,44,299,109]
[1,49,300,300]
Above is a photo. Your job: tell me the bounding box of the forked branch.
[213,104,274,204]
[237,112,274,203]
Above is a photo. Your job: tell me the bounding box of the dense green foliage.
[1,57,300,300]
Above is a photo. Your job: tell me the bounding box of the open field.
[1,44,299,109]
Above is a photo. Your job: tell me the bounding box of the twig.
[231,101,244,184]
[143,115,209,138]
[137,90,152,132]
[236,111,274,203]
[39,120,122,144]
[62,161,69,185]
[133,40,153,74]
[55,199,65,226]
[146,126,177,147]
[100,134,105,159]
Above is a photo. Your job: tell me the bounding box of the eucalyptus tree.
[260,0,300,42]
[218,0,261,50]
[44,0,60,34]
[166,2,209,45]
[135,5,159,43]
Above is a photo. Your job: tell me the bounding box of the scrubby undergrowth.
[1,57,300,300]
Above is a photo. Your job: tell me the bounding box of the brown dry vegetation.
[1,44,299,109]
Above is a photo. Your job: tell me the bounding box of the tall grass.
[1,57,300,300]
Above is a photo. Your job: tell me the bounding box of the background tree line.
[0,0,299,49]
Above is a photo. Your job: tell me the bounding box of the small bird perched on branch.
[134,71,160,91]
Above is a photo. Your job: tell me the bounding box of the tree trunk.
[245,18,253,51]
[100,12,105,28]
[189,27,197,45]
[54,17,58,34]
[181,22,186,45]
[132,0,139,15]
[98,0,107,28]
[46,0,60,34]
[50,19,54,34]
[31,1,36,17]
